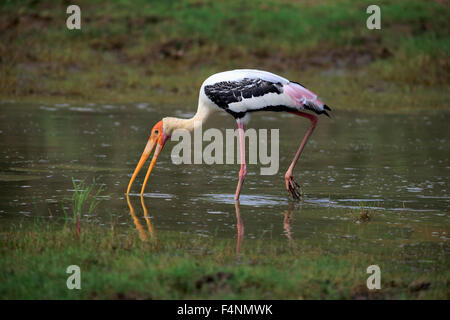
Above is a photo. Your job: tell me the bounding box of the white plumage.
[199,69,328,119]
[202,69,290,86]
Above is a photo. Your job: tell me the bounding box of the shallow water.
[0,102,449,249]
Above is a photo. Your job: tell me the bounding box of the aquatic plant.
[61,177,106,235]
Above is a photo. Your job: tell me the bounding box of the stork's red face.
[126,120,169,195]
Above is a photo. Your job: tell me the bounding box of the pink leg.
[234,119,247,200]
[285,111,318,200]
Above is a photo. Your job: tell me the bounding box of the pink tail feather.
[284,82,324,107]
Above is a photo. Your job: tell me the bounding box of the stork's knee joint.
[239,166,247,178]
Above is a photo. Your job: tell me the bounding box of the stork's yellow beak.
[126,120,168,196]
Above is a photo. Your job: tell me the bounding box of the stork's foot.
[285,175,303,200]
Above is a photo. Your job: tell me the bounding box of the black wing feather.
[204,78,283,110]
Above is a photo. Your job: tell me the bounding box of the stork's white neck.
[163,102,212,136]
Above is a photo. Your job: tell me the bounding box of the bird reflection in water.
[126,194,154,241]
[234,201,244,260]
[126,197,296,257]
[283,202,296,248]
[234,201,296,257]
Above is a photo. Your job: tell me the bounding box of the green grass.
[0,220,447,299]
[0,0,448,112]
[67,177,105,222]
[59,177,106,236]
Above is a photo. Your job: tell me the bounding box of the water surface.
[0,102,448,251]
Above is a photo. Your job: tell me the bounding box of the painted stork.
[126,69,331,200]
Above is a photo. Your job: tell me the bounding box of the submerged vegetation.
[1,0,449,112]
[0,220,448,299]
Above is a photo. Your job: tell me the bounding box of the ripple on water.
[135,192,175,199]
[69,107,97,113]
[200,193,287,206]
[407,187,424,193]
[338,198,384,203]
[39,106,57,111]
[304,197,441,213]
